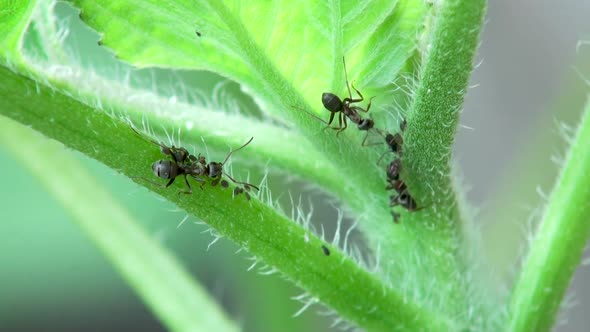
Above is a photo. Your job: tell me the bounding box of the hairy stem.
[397,0,487,318]
[508,98,590,332]
[0,115,239,332]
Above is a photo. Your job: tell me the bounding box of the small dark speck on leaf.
[321,245,330,256]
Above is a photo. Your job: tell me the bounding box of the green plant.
[1,0,589,331]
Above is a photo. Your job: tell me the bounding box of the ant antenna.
[297,106,331,125]
[293,105,341,132]
[222,137,254,165]
[131,126,161,147]
[342,56,353,99]
[223,171,260,191]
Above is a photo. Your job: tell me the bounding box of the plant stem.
[0,115,239,332]
[508,98,590,332]
[400,0,487,318]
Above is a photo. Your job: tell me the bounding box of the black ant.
[302,57,376,145]
[365,119,407,164]
[385,157,420,223]
[201,137,259,200]
[389,187,420,223]
[380,119,422,222]
[131,128,258,199]
[384,119,406,155]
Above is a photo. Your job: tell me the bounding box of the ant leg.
[179,175,193,195]
[376,151,389,165]
[361,131,372,147]
[390,194,402,207]
[188,175,206,190]
[391,211,401,223]
[363,96,375,113]
[336,116,348,135]
[335,113,344,135]
[360,127,385,147]
[165,177,176,187]
[322,112,339,131]
[211,177,221,187]
[346,81,364,103]
[330,113,344,133]
[326,111,336,126]
[233,187,244,198]
[390,187,408,207]
[361,139,383,147]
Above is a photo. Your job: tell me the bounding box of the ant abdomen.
[322,92,343,112]
[152,160,178,179]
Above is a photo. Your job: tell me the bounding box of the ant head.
[358,118,374,131]
[152,160,176,179]
[397,192,418,210]
[207,162,223,178]
[399,192,409,204]
[322,92,343,113]
[386,133,403,153]
[404,196,418,210]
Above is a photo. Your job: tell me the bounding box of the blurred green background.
[1,1,590,331]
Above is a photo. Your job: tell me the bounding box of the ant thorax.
[346,109,362,124]
[386,158,402,181]
[184,161,207,177]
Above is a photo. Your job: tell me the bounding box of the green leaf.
[0,0,37,61]
[508,97,590,332]
[0,114,240,332]
[70,0,424,108]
